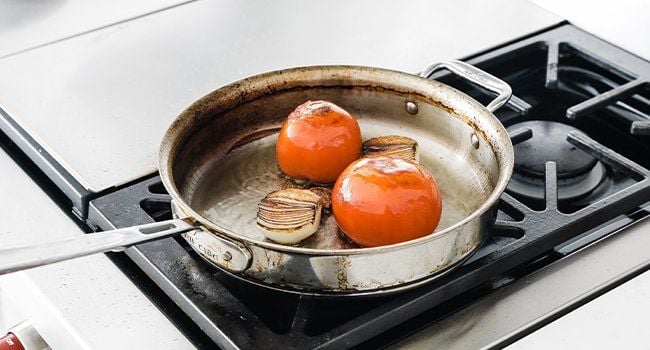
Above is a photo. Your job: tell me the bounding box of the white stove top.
[0,0,560,193]
[0,0,189,58]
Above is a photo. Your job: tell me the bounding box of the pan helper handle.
[420,60,512,112]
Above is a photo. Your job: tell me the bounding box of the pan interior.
[185,86,499,250]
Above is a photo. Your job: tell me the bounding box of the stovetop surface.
[0,0,187,58]
[84,24,650,349]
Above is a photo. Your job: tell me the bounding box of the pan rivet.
[471,133,480,149]
[222,251,232,261]
[406,101,418,115]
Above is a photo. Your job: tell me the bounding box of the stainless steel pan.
[0,61,514,296]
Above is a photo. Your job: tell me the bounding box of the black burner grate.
[87,24,650,349]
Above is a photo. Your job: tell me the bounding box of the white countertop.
[509,270,650,349]
[0,149,192,349]
[0,0,560,193]
[0,0,190,58]
[532,0,650,60]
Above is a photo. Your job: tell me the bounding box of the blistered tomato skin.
[332,157,443,247]
[276,101,362,184]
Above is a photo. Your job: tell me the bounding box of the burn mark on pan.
[174,82,499,183]
[230,127,281,151]
[336,256,351,290]
[262,249,285,270]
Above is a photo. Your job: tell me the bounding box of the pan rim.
[159,65,514,256]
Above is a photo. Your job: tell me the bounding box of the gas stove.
[0,16,649,349]
[75,24,650,349]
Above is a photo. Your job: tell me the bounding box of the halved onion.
[257,189,323,244]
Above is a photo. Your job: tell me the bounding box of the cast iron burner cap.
[508,121,597,179]
[506,121,606,205]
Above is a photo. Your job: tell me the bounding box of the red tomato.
[276,100,362,184]
[332,156,443,247]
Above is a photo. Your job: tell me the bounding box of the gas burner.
[506,121,605,205]
[512,121,597,179]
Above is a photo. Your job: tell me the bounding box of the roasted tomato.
[331,156,442,247]
[276,100,362,184]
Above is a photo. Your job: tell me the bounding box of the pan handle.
[419,60,512,112]
[0,219,197,276]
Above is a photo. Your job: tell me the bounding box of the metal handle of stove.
[420,60,512,112]
[0,219,197,276]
